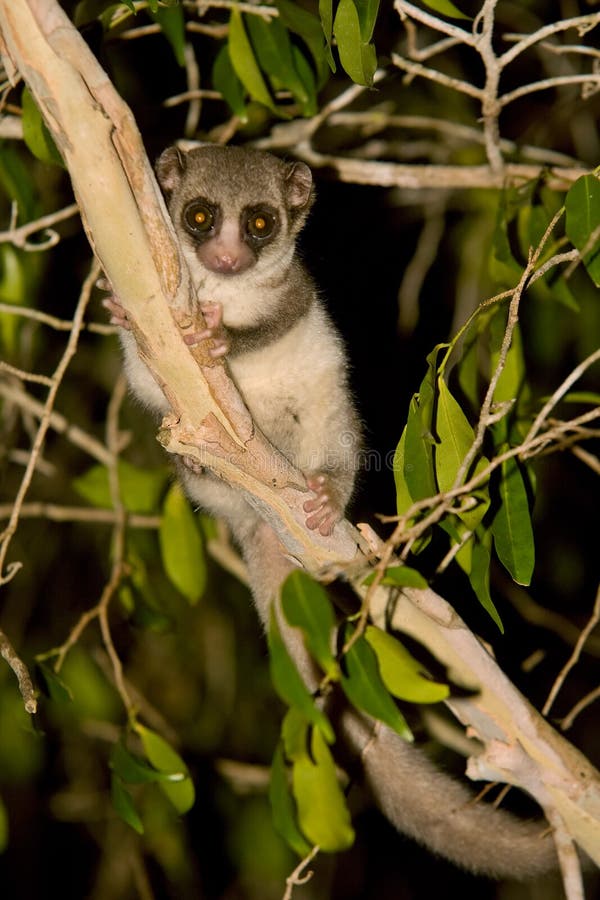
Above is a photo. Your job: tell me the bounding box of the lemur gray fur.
[104,144,556,880]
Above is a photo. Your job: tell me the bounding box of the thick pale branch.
[364,579,600,868]
[295,142,586,190]
[0,0,360,572]
[2,0,599,877]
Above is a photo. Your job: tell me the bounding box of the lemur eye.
[247,211,274,239]
[183,201,215,235]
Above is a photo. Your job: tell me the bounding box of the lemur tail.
[340,712,557,879]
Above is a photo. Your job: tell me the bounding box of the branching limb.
[0,626,36,713]
[0,258,99,585]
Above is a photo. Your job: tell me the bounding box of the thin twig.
[543,584,600,717]
[524,347,600,446]
[0,380,113,466]
[0,202,79,250]
[282,845,320,900]
[0,301,116,335]
[0,259,100,584]
[0,503,160,528]
[560,684,600,731]
[0,626,37,713]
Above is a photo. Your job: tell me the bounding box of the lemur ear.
[156,145,187,194]
[285,161,313,210]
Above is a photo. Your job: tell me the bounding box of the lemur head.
[156,144,314,277]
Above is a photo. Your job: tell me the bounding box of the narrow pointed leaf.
[269,743,312,857]
[268,611,335,744]
[282,708,310,762]
[354,0,380,41]
[280,571,339,679]
[72,461,167,513]
[319,0,333,46]
[36,663,73,703]
[492,458,535,586]
[276,0,331,83]
[422,0,469,20]
[565,174,600,286]
[393,426,414,517]
[111,776,144,834]
[404,395,436,500]
[435,379,490,529]
[365,626,449,704]
[435,378,475,492]
[159,484,206,604]
[291,46,318,116]
[21,88,63,167]
[228,8,276,112]
[293,727,354,852]
[110,741,185,785]
[333,0,377,86]
[151,3,186,66]
[341,631,413,740]
[469,535,503,632]
[363,565,427,589]
[246,16,308,105]
[134,724,195,814]
[213,45,248,122]
[490,315,525,406]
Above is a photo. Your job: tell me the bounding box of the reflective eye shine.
[183,201,215,235]
[246,210,275,239]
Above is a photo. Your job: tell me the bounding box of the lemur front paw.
[181,455,205,475]
[99,278,131,330]
[183,301,230,359]
[303,473,343,537]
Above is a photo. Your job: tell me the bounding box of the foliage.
[0,1,599,898]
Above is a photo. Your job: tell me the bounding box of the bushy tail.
[340,712,557,879]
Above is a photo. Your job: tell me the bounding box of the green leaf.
[246,15,309,106]
[333,0,377,86]
[282,707,311,762]
[110,740,185,785]
[565,174,600,286]
[159,484,206,604]
[134,724,195,814]
[291,46,318,116]
[280,571,339,679]
[111,775,144,834]
[490,315,526,407]
[268,611,335,744]
[393,427,414,517]
[292,727,354,852]
[435,378,475,492]
[422,0,469,19]
[354,0,380,41]
[269,743,312,857]
[276,0,331,84]
[365,626,449,704]
[21,88,64,168]
[319,0,333,43]
[0,794,8,853]
[435,378,490,529]
[492,457,535,586]
[363,565,428,589]
[404,394,436,500]
[341,630,413,740]
[228,8,277,113]
[35,662,73,704]
[72,461,168,513]
[462,532,504,631]
[151,3,186,67]
[560,391,600,405]
[213,44,248,122]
